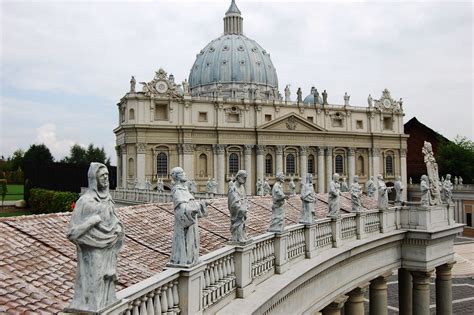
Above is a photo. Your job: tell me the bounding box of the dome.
[188,0,279,100]
[304,87,322,105]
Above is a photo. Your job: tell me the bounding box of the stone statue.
[409,177,413,185]
[157,178,164,193]
[368,94,373,107]
[206,178,213,196]
[284,84,291,102]
[269,172,288,232]
[420,175,430,206]
[399,98,403,111]
[300,174,316,224]
[145,179,152,190]
[322,89,328,105]
[67,163,124,312]
[190,179,198,194]
[134,178,139,190]
[459,176,463,185]
[350,175,362,212]
[256,178,264,196]
[377,174,392,210]
[422,141,442,205]
[288,176,296,196]
[211,178,218,194]
[228,170,248,243]
[314,89,320,105]
[344,92,350,106]
[263,179,271,196]
[394,176,403,205]
[365,176,376,197]
[297,87,302,103]
[442,174,453,203]
[130,76,136,93]
[454,176,458,185]
[169,167,209,266]
[328,173,342,217]
[182,79,190,95]
[340,177,349,192]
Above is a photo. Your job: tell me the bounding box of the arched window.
[157,152,168,176]
[199,154,208,177]
[307,154,314,175]
[335,154,344,174]
[229,153,239,175]
[128,158,135,177]
[357,156,365,176]
[129,108,135,120]
[286,153,295,175]
[265,154,273,175]
[385,155,393,176]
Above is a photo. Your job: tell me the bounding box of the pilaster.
[348,148,356,185]
[244,145,253,194]
[355,212,367,240]
[300,146,308,182]
[273,231,289,274]
[136,143,146,189]
[317,147,325,193]
[325,147,333,192]
[120,144,127,188]
[256,145,265,184]
[275,145,284,175]
[213,144,226,194]
[330,217,342,248]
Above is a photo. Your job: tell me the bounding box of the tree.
[0,179,7,207]
[10,149,25,170]
[23,144,54,166]
[437,136,474,184]
[62,143,110,165]
[62,144,88,164]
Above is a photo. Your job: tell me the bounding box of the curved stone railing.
[250,233,275,283]
[109,188,227,205]
[365,210,380,234]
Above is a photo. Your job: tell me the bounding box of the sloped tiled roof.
[0,193,377,313]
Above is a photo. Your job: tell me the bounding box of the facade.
[114,0,408,196]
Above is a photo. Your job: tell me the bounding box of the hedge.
[29,188,79,214]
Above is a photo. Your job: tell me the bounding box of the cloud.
[36,123,77,160]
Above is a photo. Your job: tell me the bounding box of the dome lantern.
[224,0,243,35]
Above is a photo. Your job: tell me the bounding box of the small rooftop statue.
[228,170,249,243]
[284,84,291,103]
[322,89,328,105]
[422,141,442,205]
[350,175,362,212]
[66,163,124,312]
[269,172,288,232]
[365,176,376,197]
[256,178,264,196]
[420,175,430,206]
[157,178,164,193]
[300,174,316,224]
[344,92,350,106]
[368,94,373,107]
[340,177,349,192]
[454,176,458,185]
[130,76,136,93]
[442,174,453,204]
[377,174,392,210]
[297,87,303,103]
[459,176,463,185]
[169,167,209,267]
[394,176,403,206]
[263,178,271,196]
[314,89,320,105]
[328,173,342,218]
[288,176,296,196]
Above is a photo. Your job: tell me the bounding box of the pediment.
[258,113,326,132]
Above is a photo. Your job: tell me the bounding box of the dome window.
[222,60,228,65]
[240,60,245,65]
[252,47,258,52]
[206,62,211,67]
[223,46,229,51]
[238,45,244,51]
[209,47,215,52]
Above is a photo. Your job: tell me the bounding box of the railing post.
[172,265,205,315]
[273,231,289,274]
[304,223,317,258]
[331,217,342,248]
[379,208,396,233]
[447,203,454,225]
[233,242,256,298]
[356,212,367,240]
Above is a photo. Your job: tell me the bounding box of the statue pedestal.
[400,204,452,230]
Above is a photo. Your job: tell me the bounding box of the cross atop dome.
[224,0,243,35]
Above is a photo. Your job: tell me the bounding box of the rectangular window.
[356,120,363,129]
[383,117,393,130]
[332,118,343,127]
[228,113,240,123]
[198,112,208,122]
[467,213,472,227]
[265,114,272,122]
[307,116,314,123]
[155,105,168,120]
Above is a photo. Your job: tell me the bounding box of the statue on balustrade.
[300,174,316,224]
[211,178,218,194]
[263,179,271,196]
[365,176,376,197]
[459,176,463,185]
[328,173,342,217]
[394,176,404,206]
[169,167,209,266]
[190,179,198,194]
[206,178,213,196]
[157,178,164,193]
[288,176,296,196]
[145,179,152,190]
[422,141,442,205]
[350,175,362,212]
[454,176,458,185]
[269,172,288,232]
[228,170,249,243]
[420,175,431,206]
[377,174,392,210]
[442,174,453,204]
[256,178,264,196]
[67,163,124,312]
[340,177,349,192]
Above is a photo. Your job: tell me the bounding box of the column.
[325,147,333,191]
[317,147,325,193]
[121,144,127,188]
[348,147,356,185]
[369,276,388,315]
[400,149,408,201]
[244,145,253,194]
[345,285,368,315]
[436,263,454,315]
[256,145,265,182]
[182,144,195,179]
[136,143,146,189]
[371,148,380,177]
[213,144,226,194]
[275,145,284,175]
[411,270,433,315]
[321,296,348,315]
[398,268,412,315]
[300,146,308,183]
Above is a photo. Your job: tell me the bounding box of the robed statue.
[228,170,249,243]
[422,141,442,205]
[269,172,288,232]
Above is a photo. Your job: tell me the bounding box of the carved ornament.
[286,116,297,130]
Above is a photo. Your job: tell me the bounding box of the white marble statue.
[211,178,218,194]
[322,89,328,105]
[169,167,209,266]
[459,176,463,185]
[442,174,453,203]
[454,176,458,185]
[145,179,152,190]
[365,176,376,197]
[130,76,136,93]
[350,175,362,212]
[182,79,190,95]
[409,177,413,185]
[300,174,316,224]
[377,174,392,210]
[422,141,442,205]
[263,179,271,196]
[284,84,291,102]
[394,176,403,205]
[368,94,373,107]
[344,92,350,106]
[228,170,248,243]
[67,163,124,312]
[288,176,296,196]
[297,87,302,103]
[269,172,288,232]
[157,178,164,193]
[134,178,139,190]
[256,178,264,196]
[420,175,430,206]
[206,178,213,196]
[340,177,349,192]
[328,173,342,217]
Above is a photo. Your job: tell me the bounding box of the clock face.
[383,99,391,108]
[156,80,168,94]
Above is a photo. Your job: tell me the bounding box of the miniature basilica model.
[114,0,408,196]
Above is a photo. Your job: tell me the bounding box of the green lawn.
[0,209,32,217]
[3,184,24,201]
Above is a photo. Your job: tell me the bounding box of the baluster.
[132,299,140,315]
[172,280,179,309]
[161,285,168,314]
[140,296,148,314]
[167,284,174,314]
[154,288,162,315]
[147,292,155,315]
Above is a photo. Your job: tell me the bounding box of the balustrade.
[201,252,236,310]
[315,219,333,248]
[251,234,275,281]
[287,226,306,262]
[340,215,357,240]
[365,210,380,234]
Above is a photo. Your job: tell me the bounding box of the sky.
[1,0,472,165]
